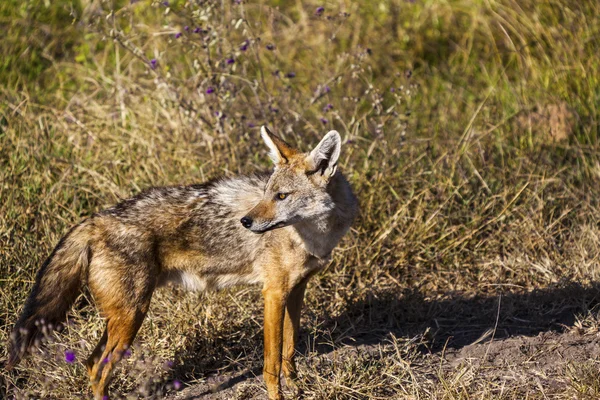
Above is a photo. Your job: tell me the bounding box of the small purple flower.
[206,87,215,94]
[150,59,157,69]
[323,103,333,112]
[65,350,76,363]
[226,58,235,65]
[240,41,249,51]
[286,72,296,78]
[266,43,275,51]
[124,349,132,358]
[193,27,201,33]
[162,1,169,6]
[102,396,109,400]
[248,122,255,128]
[165,360,175,368]
[184,26,189,31]
[103,357,110,364]
[173,380,182,390]
[320,117,328,124]
[324,85,331,93]
[316,6,325,15]
[175,32,182,39]
[390,87,395,92]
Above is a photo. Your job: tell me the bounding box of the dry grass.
[2,0,600,398]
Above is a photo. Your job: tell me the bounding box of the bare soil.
[166,284,600,399]
[166,330,600,399]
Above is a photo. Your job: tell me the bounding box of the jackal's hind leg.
[87,306,149,400]
[86,327,108,379]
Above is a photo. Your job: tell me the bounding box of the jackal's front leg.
[282,281,307,390]
[263,287,286,400]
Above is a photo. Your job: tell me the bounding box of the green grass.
[2,0,600,398]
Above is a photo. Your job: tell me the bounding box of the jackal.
[6,126,358,400]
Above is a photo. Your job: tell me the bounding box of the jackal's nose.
[240,216,253,229]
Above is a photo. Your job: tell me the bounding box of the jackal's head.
[241,126,342,233]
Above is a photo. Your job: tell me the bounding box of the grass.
[2,0,600,398]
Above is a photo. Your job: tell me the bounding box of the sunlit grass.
[2,0,600,398]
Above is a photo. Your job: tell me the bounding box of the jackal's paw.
[283,377,303,397]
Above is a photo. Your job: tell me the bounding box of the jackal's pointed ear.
[307,130,341,180]
[261,126,297,165]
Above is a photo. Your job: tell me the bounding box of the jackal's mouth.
[251,221,286,234]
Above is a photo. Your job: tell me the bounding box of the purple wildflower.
[316,6,325,15]
[323,103,333,112]
[266,43,275,51]
[184,26,189,31]
[65,350,76,363]
[240,41,249,51]
[162,1,169,6]
[102,396,109,400]
[324,85,331,93]
[150,59,157,69]
[173,380,182,390]
[175,32,182,39]
[103,357,110,364]
[286,72,296,78]
[226,58,235,65]
[390,87,395,92]
[320,117,328,124]
[206,87,215,94]
[193,27,201,33]
[248,122,255,128]
[124,349,132,358]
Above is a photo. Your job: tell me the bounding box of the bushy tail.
[6,221,92,369]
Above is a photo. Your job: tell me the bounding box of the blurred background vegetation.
[2,0,600,398]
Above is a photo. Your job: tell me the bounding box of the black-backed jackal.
[7,126,358,400]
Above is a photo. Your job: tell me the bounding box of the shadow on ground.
[167,281,600,398]
[321,281,600,352]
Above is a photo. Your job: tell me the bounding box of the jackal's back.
[91,173,271,290]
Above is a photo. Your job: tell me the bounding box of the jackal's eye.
[275,192,288,201]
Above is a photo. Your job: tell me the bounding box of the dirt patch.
[515,102,577,142]
[440,331,600,394]
[166,330,600,399]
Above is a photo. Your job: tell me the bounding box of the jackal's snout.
[240,216,253,229]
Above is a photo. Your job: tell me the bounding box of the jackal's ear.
[308,130,341,179]
[260,126,297,165]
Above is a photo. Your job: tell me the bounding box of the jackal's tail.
[6,221,92,369]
